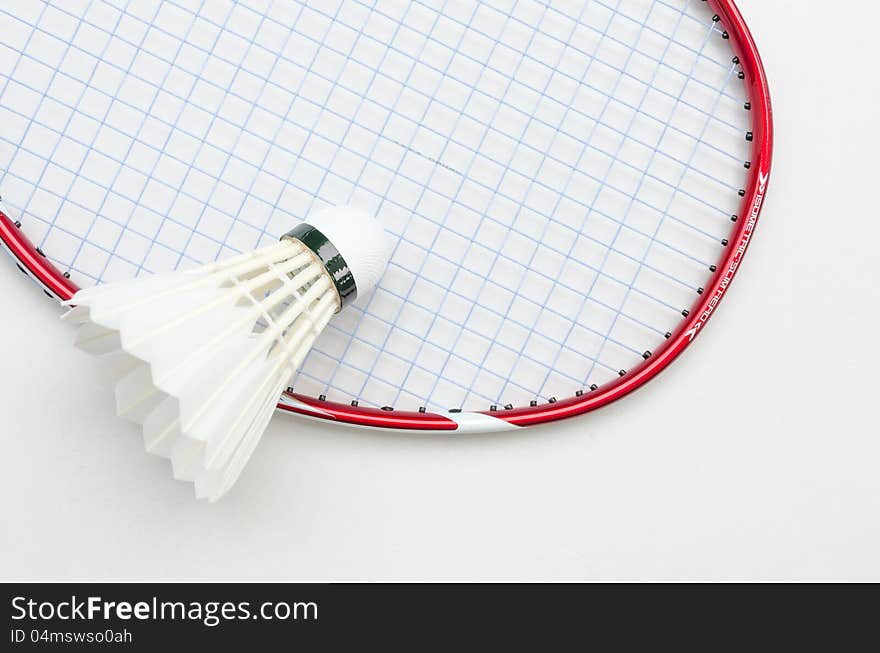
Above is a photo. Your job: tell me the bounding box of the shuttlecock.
[64,206,391,501]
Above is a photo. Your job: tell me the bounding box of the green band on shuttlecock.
[283,223,357,310]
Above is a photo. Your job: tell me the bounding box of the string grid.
[0,0,751,412]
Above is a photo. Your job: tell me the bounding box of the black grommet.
[618,370,627,377]
[697,287,704,294]
[530,400,537,407]
[722,31,729,39]
[14,220,21,228]
[490,405,497,412]
[721,238,729,246]
[732,56,740,64]
[36,247,45,257]
[504,404,513,410]
[709,264,717,272]
[744,161,751,169]
[642,351,651,359]
[746,131,753,141]
[738,71,745,80]
[731,214,738,222]
[681,309,690,317]
[350,400,358,407]
[449,408,461,413]
[744,101,751,110]
[318,394,326,401]
[575,390,584,397]
[664,332,672,339]
[548,397,557,403]
[590,384,598,391]
[381,406,393,411]
[418,406,426,413]
[738,189,746,197]
[286,386,294,394]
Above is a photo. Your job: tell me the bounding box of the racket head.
[0,0,772,432]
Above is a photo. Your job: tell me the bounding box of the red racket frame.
[0,0,772,432]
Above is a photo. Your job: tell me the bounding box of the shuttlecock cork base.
[64,206,391,501]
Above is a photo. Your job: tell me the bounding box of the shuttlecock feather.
[64,206,391,501]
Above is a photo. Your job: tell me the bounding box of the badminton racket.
[0,0,772,433]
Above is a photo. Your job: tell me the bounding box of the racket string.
[7,1,742,237]
[1,2,733,277]
[0,0,753,411]
[580,6,737,388]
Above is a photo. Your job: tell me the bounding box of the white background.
[1,0,878,581]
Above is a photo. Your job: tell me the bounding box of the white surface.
[1,0,878,581]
